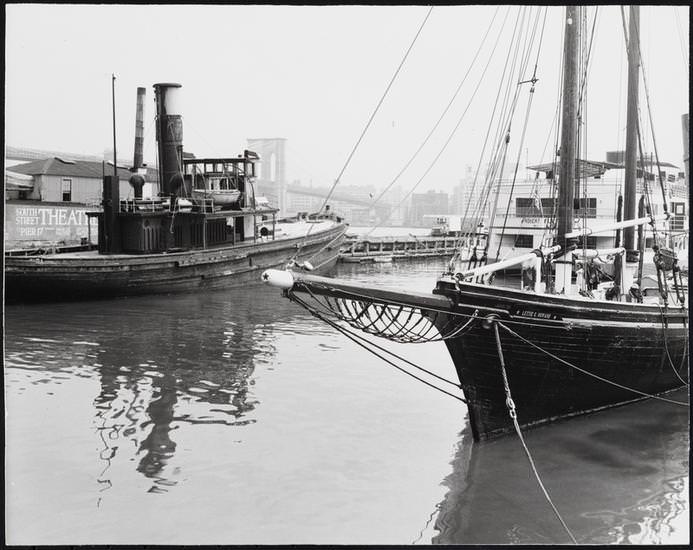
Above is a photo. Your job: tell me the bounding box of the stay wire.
[365,6,513,236]
[368,6,502,211]
[289,6,434,265]
[321,5,435,213]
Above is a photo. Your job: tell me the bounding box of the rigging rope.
[483,7,545,263]
[493,322,579,545]
[620,6,669,218]
[289,6,434,265]
[449,6,551,272]
[494,77,538,262]
[295,281,480,343]
[362,6,513,235]
[366,6,502,214]
[301,225,350,269]
[289,291,467,403]
[447,6,528,270]
[658,305,690,386]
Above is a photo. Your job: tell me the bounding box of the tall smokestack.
[129,87,146,199]
[133,87,145,170]
[153,82,184,200]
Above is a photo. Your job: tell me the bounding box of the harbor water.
[4,258,689,545]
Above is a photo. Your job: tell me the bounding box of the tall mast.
[111,74,117,177]
[623,5,640,253]
[682,113,689,188]
[556,5,580,244]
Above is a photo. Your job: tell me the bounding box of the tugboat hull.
[6,224,345,303]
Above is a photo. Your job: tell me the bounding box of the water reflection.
[432,388,689,545]
[5,288,317,497]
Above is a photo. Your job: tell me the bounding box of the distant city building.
[407,190,449,226]
[450,165,493,227]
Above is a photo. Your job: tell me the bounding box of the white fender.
[261,269,295,289]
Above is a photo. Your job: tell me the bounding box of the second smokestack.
[129,87,146,199]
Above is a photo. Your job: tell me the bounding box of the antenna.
[112,73,117,177]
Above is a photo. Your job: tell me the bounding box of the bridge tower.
[247,138,287,213]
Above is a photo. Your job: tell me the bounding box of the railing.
[119,198,166,213]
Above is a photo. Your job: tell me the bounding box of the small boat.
[5,82,347,303]
[191,188,242,206]
[263,6,688,441]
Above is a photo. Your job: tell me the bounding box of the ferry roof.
[527,159,622,179]
[528,158,680,179]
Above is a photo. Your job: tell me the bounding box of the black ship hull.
[432,280,689,440]
[5,224,345,303]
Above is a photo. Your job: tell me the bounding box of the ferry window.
[514,234,533,248]
[515,198,542,217]
[574,197,597,217]
[62,178,72,201]
[674,203,685,215]
[541,198,556,214]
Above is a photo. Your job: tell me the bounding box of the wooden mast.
[556,5,580,244]
[623,5,640,254]
[554,5,580,293]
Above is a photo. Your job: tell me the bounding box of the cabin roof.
[9,158,156,180]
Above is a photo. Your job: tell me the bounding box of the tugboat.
[5,83,347,303]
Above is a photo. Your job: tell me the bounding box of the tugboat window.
[61,178,72,201]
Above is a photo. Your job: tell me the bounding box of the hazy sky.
[5,4,690,196]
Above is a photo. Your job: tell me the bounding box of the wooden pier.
[339,234,460,263]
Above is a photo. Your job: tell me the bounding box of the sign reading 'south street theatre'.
[4,202,98,248]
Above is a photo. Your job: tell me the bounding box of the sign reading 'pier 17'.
[4,202,96,248]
